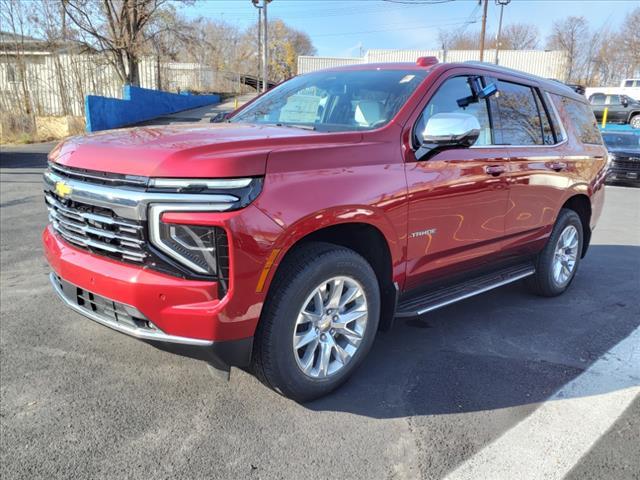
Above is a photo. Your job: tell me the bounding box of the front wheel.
[630,114,640,129]
[253,243,380,402]
[527,209,583,297]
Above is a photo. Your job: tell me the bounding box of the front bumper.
[43,226,256,369]
[49,271,253,370]
[607,161,640,184]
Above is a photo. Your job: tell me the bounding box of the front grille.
[611,159,640,173]
[45,166,233,287]
[45,191,147,263]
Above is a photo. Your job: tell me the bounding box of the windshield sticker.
[279,94,322,123]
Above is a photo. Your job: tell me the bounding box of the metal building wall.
[299,49,568,81]
[297,56,364,74]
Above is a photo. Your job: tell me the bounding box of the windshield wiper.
[275,123,316,131]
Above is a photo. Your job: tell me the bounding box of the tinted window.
[624,80,633,87]
[590,93,606,105]
[231,69,427,132]
[415,76,493,146]
[533,92,555,144]
[607,95,621,105]
[553,95,602,145]
[495,81,544,145]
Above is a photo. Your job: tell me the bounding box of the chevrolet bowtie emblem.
[55,181,72,198]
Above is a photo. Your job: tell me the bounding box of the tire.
[527,209,583,297]
[630,114,640,129]
[253,242,380,402]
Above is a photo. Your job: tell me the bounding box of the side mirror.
[415,113,481,161]
[210,112,231,123]
[621,97,629,107]
[415,112,481,161]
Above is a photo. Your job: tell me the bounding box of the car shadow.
[306,244,640,417]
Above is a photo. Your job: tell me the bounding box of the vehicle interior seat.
[355,100,384,127]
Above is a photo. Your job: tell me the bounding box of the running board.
[395,263,535,318]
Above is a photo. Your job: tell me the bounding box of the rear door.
[492,79,569,257]
[606,95,626,123]
[403,72,510,290]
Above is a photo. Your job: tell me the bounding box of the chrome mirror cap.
[422,112,481,147]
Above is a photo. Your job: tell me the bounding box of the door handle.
[548,161,567,172]
[485,165,507,176]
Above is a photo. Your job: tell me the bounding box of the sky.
[185,0,638,57]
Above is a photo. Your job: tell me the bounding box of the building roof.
[0,30,92,54]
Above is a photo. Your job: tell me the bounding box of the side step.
[395,263,535,318]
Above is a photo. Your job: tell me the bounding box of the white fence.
[0,54,232,117]
[298,49,568,81]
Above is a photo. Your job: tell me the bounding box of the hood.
[609,148,640,159]
[49,123,360,178]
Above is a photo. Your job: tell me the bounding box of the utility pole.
[494,0,511,65]
[251,0,272,93]
[479,0,489,62]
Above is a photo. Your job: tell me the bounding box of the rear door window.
[494,81,544,145]
[589,93,606,105]
[533,92,556,145]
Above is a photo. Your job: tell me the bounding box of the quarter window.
[494,81,544,145]
[552,94,602,145]
[415,75,493,147]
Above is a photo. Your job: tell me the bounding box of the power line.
[311,19,479,37]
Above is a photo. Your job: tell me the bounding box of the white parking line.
[444,326,640,480]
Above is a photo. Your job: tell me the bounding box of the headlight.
[149,204,227,277]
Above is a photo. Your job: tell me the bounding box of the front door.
[403,74,510,290]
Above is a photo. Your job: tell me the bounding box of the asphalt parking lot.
[1,142,639,479]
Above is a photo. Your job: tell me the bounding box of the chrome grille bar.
[49,162,148,187]
[45,188,147,262]
[50,218,147,261]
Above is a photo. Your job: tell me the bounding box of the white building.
[298,49,567,81]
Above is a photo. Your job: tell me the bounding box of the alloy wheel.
[552,225,579,286]
[292,276,368,378]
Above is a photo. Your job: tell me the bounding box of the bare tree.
[440,24,538,51]
[61,0,181,86]
[546,16,590,83]
[499,23,539,50]
[0,0,35,115]
[620,7,640,78]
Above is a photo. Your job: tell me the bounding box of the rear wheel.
[527,209,583,297]
[253,242,380,402]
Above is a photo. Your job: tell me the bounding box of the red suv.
[43,60,607,401]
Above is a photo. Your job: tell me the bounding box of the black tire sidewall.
[261,247,380,401]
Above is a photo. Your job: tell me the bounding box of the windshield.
[602,132,640,150]
[230,69,427,132]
